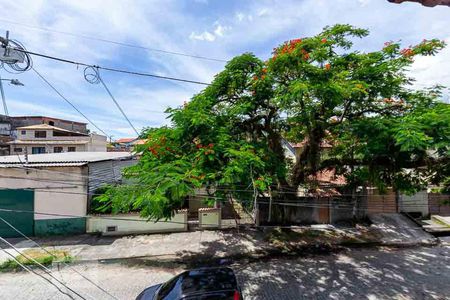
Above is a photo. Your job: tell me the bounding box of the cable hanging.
[0,217,119,300]
[14,48,210,85]
[32,67,111,139]
[84,66,139,136]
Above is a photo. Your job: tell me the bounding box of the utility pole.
[1,30,25,117]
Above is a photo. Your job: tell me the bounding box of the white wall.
[87,134,107,152]
[86,211,188,235]
[399,190,429,216]
[0,166,88,220]
[10,144,87,155]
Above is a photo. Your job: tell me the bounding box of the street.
[0,245,449,300]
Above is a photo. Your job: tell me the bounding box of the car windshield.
[157,268,237,300]
[157,272,186,300]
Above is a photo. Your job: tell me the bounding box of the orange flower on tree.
[325,63,331,70]
[400,48,414,57]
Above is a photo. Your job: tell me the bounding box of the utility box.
[199,207,220,229]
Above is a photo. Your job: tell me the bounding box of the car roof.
[179,267,238,295]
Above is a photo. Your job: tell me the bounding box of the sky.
[0,0,449,139]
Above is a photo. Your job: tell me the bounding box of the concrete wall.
[86,211,188,235]
[199,208,220,229]
[10,144,87,155]
[87,134,107,152]
[0,166,89,235]
[399,190,429,216]
[257,197,318,225]
[256,196,366,225]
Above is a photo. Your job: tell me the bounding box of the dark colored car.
[136,267,243,300]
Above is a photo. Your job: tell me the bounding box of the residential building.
[0,115,12,155]
[0,152,136,237]
[108,137,146,152]
[9,124,107,155]
[10,115,88,133]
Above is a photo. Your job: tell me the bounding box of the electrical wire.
[32,67,111,138]
[0,35,32,73]
[0,18,228,63]
[14,48,210,86]
[0,207,436,230]
[1,168,447,203]
[84,66,139,136]
[0,241,77,299]
[0,217,119,300]
[0,237,89,299]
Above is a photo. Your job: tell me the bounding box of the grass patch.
[0,249,72,272]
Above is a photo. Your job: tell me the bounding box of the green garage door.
[0,189,34,238]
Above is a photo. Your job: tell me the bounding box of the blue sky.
[0,0,449,138]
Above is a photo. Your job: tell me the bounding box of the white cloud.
[236,12,245,22]
[258,8,269,17]
[214,24,230,37]
[358,0,371,7]
[189,31,216,42]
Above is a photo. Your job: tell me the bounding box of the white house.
[8,124,107,155]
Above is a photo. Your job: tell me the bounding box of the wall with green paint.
[34,217,86,236]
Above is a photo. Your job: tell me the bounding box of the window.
[68,147,76,152]
[21,130,26,135]
[13,148,22,153]
[54,146,63,153]
[48,121,54,126]
[34,131,47,138]
[32,147,46,154]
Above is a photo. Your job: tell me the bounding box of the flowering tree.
[101,25,448,219]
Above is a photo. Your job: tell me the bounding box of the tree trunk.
[291,126,326,188]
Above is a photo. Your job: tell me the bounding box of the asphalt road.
[0,246,449,300]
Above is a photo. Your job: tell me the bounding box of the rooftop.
[115,138,137,144]
[0,151,134,167]
[11,116,87,125]
[16,123,88,134]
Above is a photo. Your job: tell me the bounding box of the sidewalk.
[0,229,269,264]
[0,220,439,265]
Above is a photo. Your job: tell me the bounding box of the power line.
[0,18,228,63]
[0,240,78,299]
[32,67,111,138]
[0,217,119,300]
[0,236,88,300]
[15,48,210,86]
[0,207,434,230]
[84,67,139,136]
[1,167,444,202]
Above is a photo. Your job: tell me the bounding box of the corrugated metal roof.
[0,162,87,167]
[0,151,135,167]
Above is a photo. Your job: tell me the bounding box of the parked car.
[136,267,243,300]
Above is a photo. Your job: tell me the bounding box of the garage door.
[0,189,34,238]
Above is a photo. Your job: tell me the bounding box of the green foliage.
[103,24,448,219]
